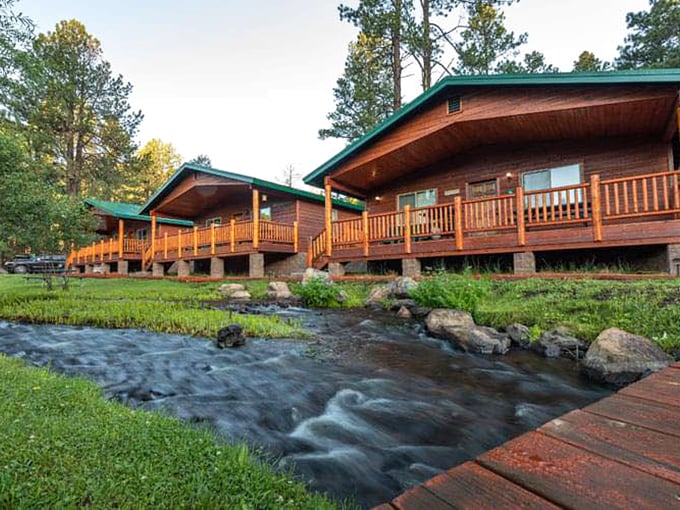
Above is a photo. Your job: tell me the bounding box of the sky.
[18,0,650,188]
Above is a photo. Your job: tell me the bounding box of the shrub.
[409,271,490,315]
[295,277,341,308]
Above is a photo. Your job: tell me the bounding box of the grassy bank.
[0,355,340,509]
[0,276,304,339]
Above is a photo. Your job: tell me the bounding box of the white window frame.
[205,217,222,227]
[522,163,583,206]
[136,228,148,241]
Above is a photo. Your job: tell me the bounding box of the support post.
[177,259,190,278]
[362,211,369,257]
[293,221,299,252]
[252,188,260,250]
[210,223,216,255]
[164,233,168,259]
[92,242,96,263]
[108,238,113,260]
[516,187,526,247]
[306,239,313,267]
[193,226,198,256]
[151,211,157,259]
[210,257,224,279]
[324,177,333,257]
[403,204,412,254]
[513,251,536,274]
[590,174,603,242]
[152,262,164,277]
[248,253,264,278]
[100,240,104,261]
[230,219,236,252]
[454,196,464,250]
[118,219,124,258]
[178,230,183,259]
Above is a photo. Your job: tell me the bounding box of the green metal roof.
[139,162,364,214]
[303,69,680,188]
[84,198,194,227]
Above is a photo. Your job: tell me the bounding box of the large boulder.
[581,328,673,386]
[365,285,391,306]
[386,277,418,298]
[531,327,587,359]
[229,290,251,301]
[302,268,331,285]
[216,324,246,348]
[425,309,510,355]
[267,281,292,300]
[219,283,246,297]
[506,323,531,349]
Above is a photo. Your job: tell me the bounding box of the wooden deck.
[377,363,680,510]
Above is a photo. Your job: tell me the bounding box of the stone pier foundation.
[249,253,265,278]
[666,244,680,275]
[177,260,190,278]
[152,263,165,277]
[402,258,421,278]
[513,251,536,274]
[117,260,129,275]
[84,264,93,274]
[328,262,345,277]
[210,257,224,279]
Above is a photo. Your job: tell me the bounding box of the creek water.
[0,307,611,508]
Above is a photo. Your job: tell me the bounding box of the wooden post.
[193,226,198,256]
[178,229,183,259]
[108,238,113,260]
[252,188,260,250]
[230,218,236,252]
[454,196,464,250]
[591,174,603,242]
[100,240,104,261]
[306,241,313,267]
[91,242,96,262]
[293,221,299,252]
[324,177,333,257]
[516,187,526,247]
[210,223,216,255]
[150,211,157,259]
[362,211,369,257]
[403,204,412,254]
[164,232,168,259]
[118,219,124,258]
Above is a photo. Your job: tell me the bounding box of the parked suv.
[3,254,66,274]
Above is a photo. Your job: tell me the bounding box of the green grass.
[0,355,341,509]
[0,276,305,339]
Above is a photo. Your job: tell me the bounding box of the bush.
[295,277,341,308]
[409,271,490,315]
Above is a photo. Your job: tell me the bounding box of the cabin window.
[397,189,436,210]
[468,179,498,199]
[205,217,222,227]
[523,164,582,205]
[260,207,272,221]
[136,228,148,241]
[331,210,338,221]
[447,96,462,114]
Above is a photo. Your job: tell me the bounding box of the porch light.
[374,196,382,201]
[261,194,267,202]
[505,172,513,179]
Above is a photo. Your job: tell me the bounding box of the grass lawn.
[0,275,305,339]
[0,355,341,509]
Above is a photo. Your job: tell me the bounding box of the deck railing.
[69,219,299,268]
[310,170,680,266]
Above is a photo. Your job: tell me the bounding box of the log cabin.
[70,163,362,277]
[69,199,193,273]
[304,69,680,276]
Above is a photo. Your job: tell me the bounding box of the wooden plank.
[516,187,526,246]
[424,462,558,509]
[478,431,680,510]
[404,204,412,254]
[391,485,454,510]
[454,196,463,250]
[325,178,333,256]
[541,410,680,484]
[618,370,680,408]
[590,174,603,241]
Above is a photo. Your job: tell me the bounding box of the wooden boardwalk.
[376,363,680,510]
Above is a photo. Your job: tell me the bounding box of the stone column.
[84,264,93,274]
[177,260,190,278]
[117,260,129,275]
[249,253,265,278]
[402,258,421,278]
[513,251,536,274]
[210,257,224,279]
[666,244,680,275]
[101,263,111,274]
[152,263,165,277]
[328,262,345,277]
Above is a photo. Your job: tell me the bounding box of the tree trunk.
[421,0,432,90]
[392,0,402,110]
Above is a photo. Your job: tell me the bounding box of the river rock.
[229,290,251,301]
[425,309,510,355]
[506,323,531,349]
[396,306,412,319]
[389,299,417,311]
[216,324,246,348]
[531,327,587,359]
[302,267,331,285]
[219,283,246,297]
[365,285,390,306]
[267,281,292,299]
[581,328,673,386]
[387,277,418,298]
[337,290,348,303]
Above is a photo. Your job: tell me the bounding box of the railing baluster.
[652,177,659,211]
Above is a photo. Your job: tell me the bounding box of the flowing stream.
[0,307,611,508]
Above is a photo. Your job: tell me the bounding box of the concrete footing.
[85,264,93,274]
[117,260,129,275]
[101,263,111,274]
[152,263,165,277]
[402,258,421,278]
[177,260,190,277]
[513,251,536,274]
[249,253,264,278]
[667,244,680,275]
[210,257,224,279]
[328,262,346,277]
